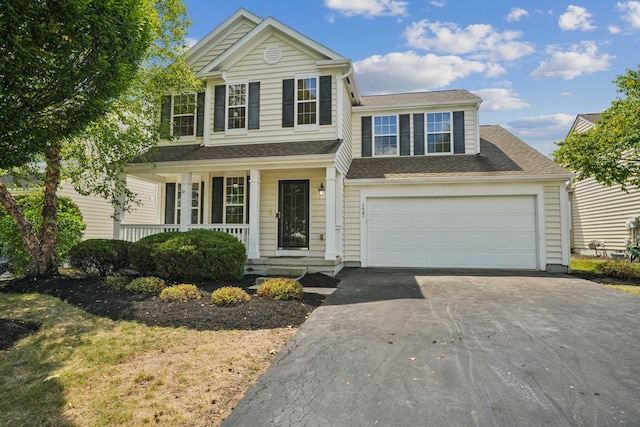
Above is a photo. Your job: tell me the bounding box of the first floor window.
[297,77,317,126]
[374,115,398,155]
[227,83,247,130]
[225,177,245,224]
[427,112,452,153]
[172,94,196,137]
[177,182,200,224]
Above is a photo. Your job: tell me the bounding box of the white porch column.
[179,172,192,231]
[248,169,261,259]
[112,172,127,240]
[324,166,337,260]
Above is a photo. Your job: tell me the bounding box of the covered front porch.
[116,163,345,276]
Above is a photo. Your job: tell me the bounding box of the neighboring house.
[567,113,640,255]
[118,8,571,275]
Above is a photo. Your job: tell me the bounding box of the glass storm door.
[278,180,309,249]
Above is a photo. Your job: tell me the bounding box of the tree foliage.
[554,66,640,190]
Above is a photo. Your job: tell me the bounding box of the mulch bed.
[0,272,337,351]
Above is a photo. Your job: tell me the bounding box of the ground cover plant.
[570,255,640,296]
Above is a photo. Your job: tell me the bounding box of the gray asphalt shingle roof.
[359,90,481,107]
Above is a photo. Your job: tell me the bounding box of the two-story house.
[119,8,571,275]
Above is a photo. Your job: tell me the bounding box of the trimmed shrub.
[152,229,246,282]
[68,239,131,277]
[125,276,165,294]
[102,274,130,290]
[256,278,304,301]
[159,284,202,302]
[597,260,640,280]
[128,231,181,276]
[211,286,251,306]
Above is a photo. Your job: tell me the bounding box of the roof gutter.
[344,173,573,185]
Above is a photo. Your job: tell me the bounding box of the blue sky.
[183,1,640,156]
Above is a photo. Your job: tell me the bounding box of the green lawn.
[571,256,640,297]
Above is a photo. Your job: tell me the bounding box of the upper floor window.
[172,94,196,137]
[374,115,398,156]
[227,83,247,130]
[296,77,318,126]
[426,112,452,153]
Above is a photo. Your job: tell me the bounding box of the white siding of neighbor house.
[343,185,361,263]
[573,117,596,134]
[351,105,478,158]
[190,20,256,73]
[258,169,326,258]
[571,178,640,254]
[202,33,338,146]
[335,76,354,176]
[544,184,563,265]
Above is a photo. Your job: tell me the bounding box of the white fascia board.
[353,99,481,113]
[344,174,573,186]
[201,17,344,74]
[185,8,262,67]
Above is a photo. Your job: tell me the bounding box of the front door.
[278,180,309,249]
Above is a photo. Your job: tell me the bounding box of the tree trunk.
[36,142,63,276]
[0,181,42,266]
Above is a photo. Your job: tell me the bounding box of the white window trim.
[294,74,319,131]
[225,81,248,135]
[223,176,246,224]
[176,182,201,225]
[425,111,453,155]
[171,93,197,142]
[372,114,399,157]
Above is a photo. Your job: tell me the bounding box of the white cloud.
[185,38,198,48]
[484,63,507,78]
[430,1,446,6]
[608,25,622,34]
[404,20,534,61]
[473,88,529,111]
[531,41,613,80]
[354,51,487,94]
[617,1,640,28]
[325,14,336,23]
[507,7,529,22]
[325,0,408,17]
[558,5,596,31]
[504,114,577,156]
[561,92,572,96]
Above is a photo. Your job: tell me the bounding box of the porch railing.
[118,224,249,246]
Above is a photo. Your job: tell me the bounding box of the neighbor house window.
[227,83,247,130]
[426,112,452,153]
[225,177,245,224]
[172,94,197,137]
[296,77,318,126]
[176,182,200,224]
[374,115,398,156]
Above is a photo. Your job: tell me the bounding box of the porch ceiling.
[130,139,342,164]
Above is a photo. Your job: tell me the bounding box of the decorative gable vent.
[263,45,282,64]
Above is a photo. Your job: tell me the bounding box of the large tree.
[554,66,640,190]
[0,0,198,276]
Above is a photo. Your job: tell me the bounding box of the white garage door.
[366,196,537,269]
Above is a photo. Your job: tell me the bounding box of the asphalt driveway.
[222,268,640,426]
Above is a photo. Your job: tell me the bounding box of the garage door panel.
[367,196,537,269]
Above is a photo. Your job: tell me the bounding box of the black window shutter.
[160,95,172,139]
[319,75,332,125]
[196,92,205,137]
[453,111,465,154]
[245,175,250,224]
[399,114,410,156]
[214,85,226,132]
[282,79,294,127]
[211,177,224,223]
[248,82,260,130]
[199,181,205,224]
[413,113,425,155]
[165,183,176,224]
[361,116,372,157]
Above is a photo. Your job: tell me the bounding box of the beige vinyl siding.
[351,105,477,158]
[205,34,337,146]
[544,185,563,265]
[343,185,361,263]
[258,169,326,258]
[191,21,256,73]
[121,178,160,225]
[571,178,640,253]
[57,182,113,240]
[335,77,354,176]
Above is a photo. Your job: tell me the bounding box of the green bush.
[128,231,181,276]
[211,286,251,306]
[256,278,304,301]
[68,239,131,277]
[597,260,640,280]
[125,276,165,294]
[0,192,85,275]
[102,274,130,290]
[152,229,246,282]
[159,284,202,302]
